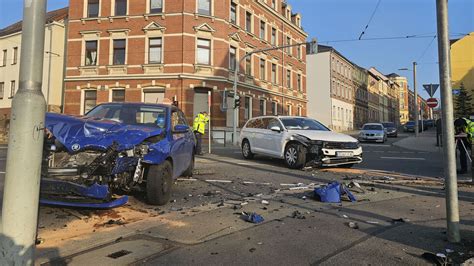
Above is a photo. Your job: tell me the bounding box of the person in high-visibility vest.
[193,111,210,155]
[454,116,474,174]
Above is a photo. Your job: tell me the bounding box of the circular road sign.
[427,98,438,108]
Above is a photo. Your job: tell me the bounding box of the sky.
[1,0,473,99]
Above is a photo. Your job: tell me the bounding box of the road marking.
[381,157,426,161]
[361,144,391,147]
[387,151,398,153]
[402,152,415,154]
[373,151,384,153]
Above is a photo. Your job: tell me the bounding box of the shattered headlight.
[135,144,149,156]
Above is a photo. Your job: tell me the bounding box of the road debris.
[366,221,380,224]
[104,219,125,226]
[347,222,359,229]
[421,252,448,265]
[289,210,306,219]
[249,248,257,253]
[261,200,269,205]
[241,212,264,224]
[314,182,357,203]
[391,218,410,223]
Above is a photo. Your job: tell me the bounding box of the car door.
[169,110,188,176]
[261,118,284,157]
[178,110,194,168]
[243,118,261,152]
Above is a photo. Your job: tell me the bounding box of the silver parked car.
[359,123,387,143]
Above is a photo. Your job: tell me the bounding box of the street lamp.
[232,39,317,145]
[399,62,419,137]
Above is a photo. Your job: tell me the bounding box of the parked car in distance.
[404,121,422,132]
[381,122,398,137]
[239,116,363,169]
[42,102,196,207]
[359,123,387,143]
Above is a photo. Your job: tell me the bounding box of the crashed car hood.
[46,113,164,152]
[288,130,358,143]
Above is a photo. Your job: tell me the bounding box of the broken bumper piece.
[40,178,128,209]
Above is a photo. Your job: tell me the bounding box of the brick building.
[64,0,308,132]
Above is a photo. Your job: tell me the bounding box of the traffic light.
[234,96,241,109]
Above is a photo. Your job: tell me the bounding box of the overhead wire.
[358,0,382,40]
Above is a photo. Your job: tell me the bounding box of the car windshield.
[280,117,329,131]
[363,124,383,130]
[382,122,395,128]
[85,104,167,128]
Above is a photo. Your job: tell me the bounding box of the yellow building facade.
[451,33,474,93]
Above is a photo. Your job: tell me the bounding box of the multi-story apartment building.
[387,73,409,124]
[367,70,380,123]
[387,81,400,125]
[63,0,308,132]
[0,8,68,124]
[307,45,354,132]
[353,65,368,129]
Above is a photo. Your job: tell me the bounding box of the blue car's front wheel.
[146,160,173,206]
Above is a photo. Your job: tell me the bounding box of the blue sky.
[1,0,473,99]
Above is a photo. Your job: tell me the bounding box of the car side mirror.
[173,124,189,134]
[270,126,282,132]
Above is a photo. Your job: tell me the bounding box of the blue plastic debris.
[40,196,128,209]
[241,212,264,224]
[314,182,357,203]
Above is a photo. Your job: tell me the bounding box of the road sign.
[452,89,461,95]
[427,98,439,108]
[423,84,440,97]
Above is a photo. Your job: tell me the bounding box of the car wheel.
[146,160,173,206]
[182,153,195,177]
[242,140,254,159]
[284,143,306,169]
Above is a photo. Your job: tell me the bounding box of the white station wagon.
[239,116,363,169]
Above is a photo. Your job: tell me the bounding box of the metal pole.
[1,0,47,263]
[46,25,52,110]
[413,62,419,136]
[436,0,460,243]
[208,90,211,154]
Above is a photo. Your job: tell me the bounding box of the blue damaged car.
[41,102,195,207]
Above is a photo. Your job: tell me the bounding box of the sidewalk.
[393,129,442,153]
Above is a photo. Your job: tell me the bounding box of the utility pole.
[413,62,419,137]
[436,0,460,243]
[1,0,47,263]
[232,40,316,145]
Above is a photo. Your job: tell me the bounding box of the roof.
[386,73,400,78]
[0,7,68,37]
[308,44,357,67]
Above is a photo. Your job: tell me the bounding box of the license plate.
[337,151,353,157]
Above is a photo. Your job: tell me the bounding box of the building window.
[230,2,237,24]
[150,0,163,13]
[245,56,252,76]
[197,38,211,65]
[113,39,126,65]
[286,69,291,88]
[259,59,265,80]
[149,37,162,64]
[246,11,252,33]
[297,74,301,91]
[0,82,4,99]
[287,104,292,116]
[297,45,302,59]
[272,101,277,115]
[12,47,18,65]
[112,90,125,102]
[271,0,276,9]
[2,50,6,66]
[271,63,276,84]
[244,96,251,119]
[84,90,97,114]
[260,20,266,40]
[115,0,127,16]
[88,0,100,18]
[286,36,291,54]
[259,99,265,115]
[10,80,15,98]
[198,0,211,16]
[229,46,236,71]
[85,40,98,66]
[298,106,302,116]
[271,28,276,45]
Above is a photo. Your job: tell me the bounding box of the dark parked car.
[41,102,196,208]
[404,121,422,133]
[381,122,398,137]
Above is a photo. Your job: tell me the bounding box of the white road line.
[373,151,384,153]
[381,157,426,161]
[402,152,415,154]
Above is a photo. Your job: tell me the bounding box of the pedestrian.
[193,111,210,155]
[454,116,474,174]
